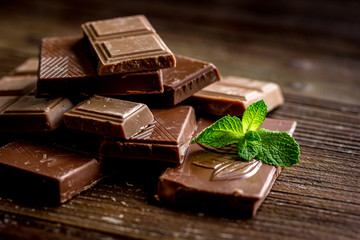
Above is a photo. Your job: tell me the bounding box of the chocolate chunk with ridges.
[0,96,73,132]
[0,139,104,204]
[190,76,284,116]
[157,118,297,217]
[64,95,154,139]
[82,15,175,75]
[100,105,196,164]
[37,36,164,97]
[120,55,220,106]
[38,36,95,96]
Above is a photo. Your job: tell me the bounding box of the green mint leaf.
[237,131,260,161]
[245,130,261,142]
[242,100,267,133]
[237,137,259,161]
[256,129,300,167]
[191,115,244,147]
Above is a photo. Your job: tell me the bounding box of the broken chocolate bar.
[82,15,175,75]
[64,95,154,139]
[37,36,163,97]
[157,118,297,217]
[121,55,220,106]
[0,139,104,204]
[100,105,196,164]
[0,96,73,132]
[190,76,284,116]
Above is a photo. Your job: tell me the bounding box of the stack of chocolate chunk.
[0,15,291,217]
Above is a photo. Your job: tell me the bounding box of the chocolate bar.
[0,139,104,204]
[64,95,154,139]
[82,15,175,75]
[100,105,196,164]
[11,57,39,76]
[0,75,37,96]
[157,118,297,217]
[37,36,163,97]
[121,55,220,106]
[0,96,73,132]
[190,76,284,116]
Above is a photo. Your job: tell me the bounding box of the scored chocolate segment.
[190,76,284,116]
[0,75,37,96]
[83,15,155,41]
[0,96,73,132]
[0,139,104,204]
[100,105,196,164]
[37,36,164,97]
[157,118,297,217]
[64,95,154,139]
[82,15,175,75]
[121,55,221,106]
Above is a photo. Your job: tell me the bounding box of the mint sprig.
[191,100,300,167]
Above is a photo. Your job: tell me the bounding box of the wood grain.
[0,0,359,239]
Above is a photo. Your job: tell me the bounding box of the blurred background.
[1,0,359,104]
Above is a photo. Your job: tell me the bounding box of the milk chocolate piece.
[11,57,39,76]
[100,106,196,164]
[191,76,284,116]
[0,139,103,204]
[157,118,297,217]
[82,15,175,75]
[37,36,163,97]
[0,96,73,132]
[122,55,220,106]
[64,95,154,139]
[0,75,37,96]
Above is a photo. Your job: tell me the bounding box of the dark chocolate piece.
[64,95,154,139]
[157,118,297,217]
[190,76,284,116]
[11,57,39,76]
[0,139,103,204]
[0,75,37,96]
[38,36,95,96]
[0,96,73,132]
[82,15,175,75]
[100,105,196,164]
[50,126,103,158]
[37,36,163,97]
[121,55,220,106]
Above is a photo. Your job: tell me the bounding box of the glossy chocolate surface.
[0,96,73,132]
[100,105,196,164]
[82,15,175,75]
[0,139,103,204]
[37,36,163,97]
[157,118,297,217]
[190,76,284,116]
[64,95,154,139]
[121,55,220,106]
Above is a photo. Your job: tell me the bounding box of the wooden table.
[0,1,359,239]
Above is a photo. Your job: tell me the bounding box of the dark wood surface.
[0,0,359,239]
